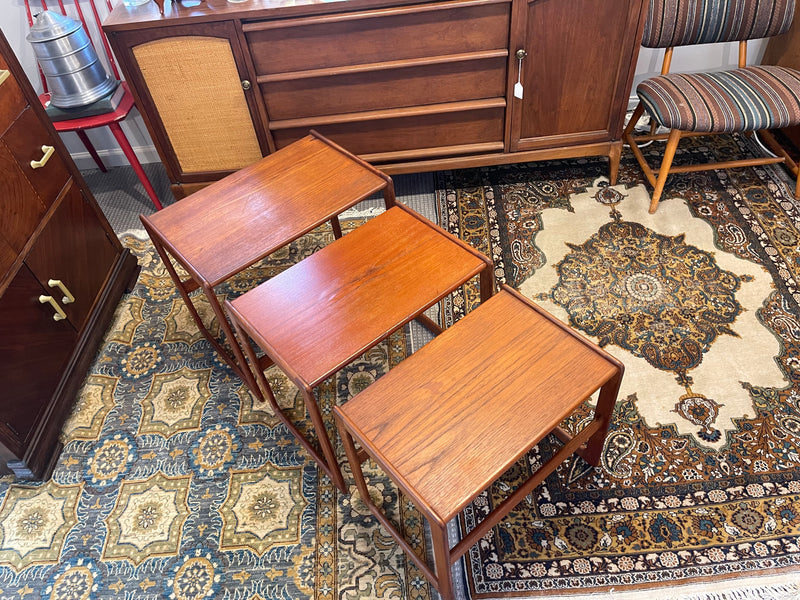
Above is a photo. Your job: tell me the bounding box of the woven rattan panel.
[133,37,262,174]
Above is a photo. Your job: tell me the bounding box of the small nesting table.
[334,286,624,600]
[225,203,494,491]
[140,131,395,385]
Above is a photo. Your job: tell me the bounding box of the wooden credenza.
[0,31,139,480]
[104,0,646,199]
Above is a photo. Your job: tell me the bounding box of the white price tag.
[514,54,524,99]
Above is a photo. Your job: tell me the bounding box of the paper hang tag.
[514,81,524,99]
[514,55,524,99]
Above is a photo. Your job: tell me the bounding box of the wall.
[1,0,768,170]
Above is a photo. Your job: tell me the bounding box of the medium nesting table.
[334,286,624,600]
[225,203,494,491]
[140,131,395,387]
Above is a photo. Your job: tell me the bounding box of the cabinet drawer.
[262,54,507,120]
[26,180,117,329]
[0,140,48,260]
[0,263,77,458]
[0,56,26,136]
[244,0,511,75]
[3,107,70,209]
[271,104,505,157]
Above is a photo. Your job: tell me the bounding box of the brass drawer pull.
[0,69,9,86]
[39,295,67,321]
[48,279,75,304]
[30,145,55,169]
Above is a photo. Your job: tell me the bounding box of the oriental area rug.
[436,134,800,599]
[0,134,799,600]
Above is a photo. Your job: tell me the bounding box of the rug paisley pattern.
[0,226,432,600]
[437,135,800,596]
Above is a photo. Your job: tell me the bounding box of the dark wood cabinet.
[104,0,646,198]
[0,31,139,480]
[510,0,644,154]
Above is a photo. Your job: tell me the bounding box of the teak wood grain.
[228,204,491,388]
[334,286,624,600]
[338,287,622,523]
[103,0,645,196]
[141,133,391,287]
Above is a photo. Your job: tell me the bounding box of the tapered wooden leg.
[479,260,495,302]
[623,103,645,138]
[430,521,455,600]
[583,370,624,466]
[650,128,682,214]
[608,140,622,186]
[301,387,346,491]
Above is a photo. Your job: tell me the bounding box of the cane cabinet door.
[509,0,644,151]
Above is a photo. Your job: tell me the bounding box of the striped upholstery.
[638,66,800,132]
[642,0,794,47]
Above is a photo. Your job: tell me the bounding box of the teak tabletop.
[337,287,623,525]
[141,133,390,287]
[139,131,394,384]
[227,203,492,390]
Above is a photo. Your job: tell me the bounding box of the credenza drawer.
[261,54,508,120]
[0,55,26,137]
[244,0,511,75]
[271,104,506,157]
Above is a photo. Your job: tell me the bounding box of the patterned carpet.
[436,134,800,598]
[2,134,800,600]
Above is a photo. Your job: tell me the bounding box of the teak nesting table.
[334,286,624,600]
[139,131,395,386]
[225,203,494,491]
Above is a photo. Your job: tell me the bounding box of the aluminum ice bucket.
[27,10,117,108]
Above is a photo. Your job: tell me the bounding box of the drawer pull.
[48,279,75,304]
[39,295,67,321]
[30,145,55,169]
[0,69,9,86]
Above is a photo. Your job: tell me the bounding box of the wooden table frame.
[225,203,494,491]
[334,286,624,600]
[139,131,395,390]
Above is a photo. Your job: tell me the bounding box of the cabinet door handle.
[241,80,251,91]
[30,145,55,169]
[39,295,67,321]
[0,70,9,86]
[48,279,75,304]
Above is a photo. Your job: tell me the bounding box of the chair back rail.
[642,0,795,48]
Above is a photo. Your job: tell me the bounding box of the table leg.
[583,370,624,466]
[430,522,456,600]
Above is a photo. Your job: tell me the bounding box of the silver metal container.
[26,11,117,108]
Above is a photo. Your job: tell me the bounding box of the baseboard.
[68,144,162,171]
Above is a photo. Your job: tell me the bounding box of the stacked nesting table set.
[141,131,624,600]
